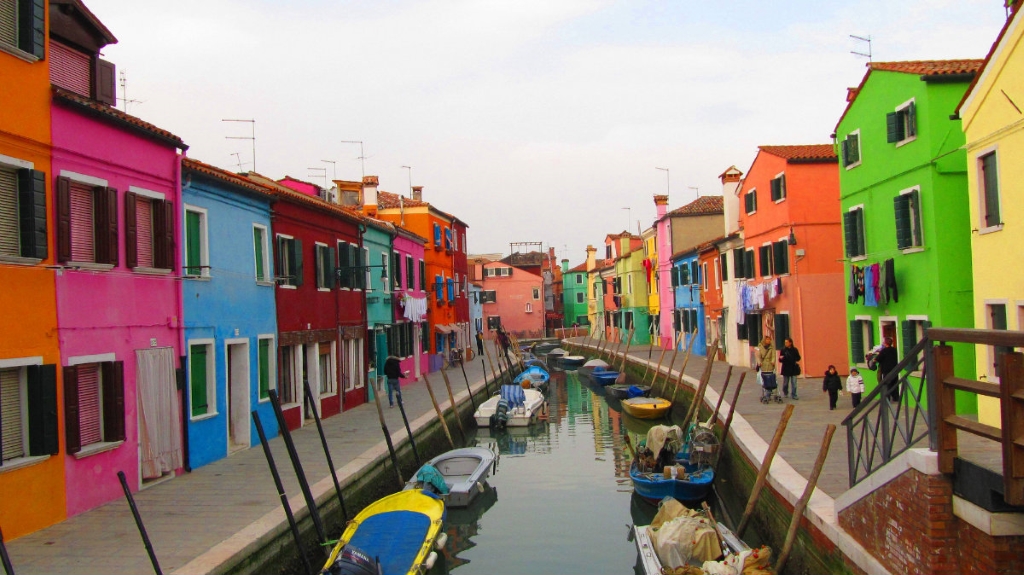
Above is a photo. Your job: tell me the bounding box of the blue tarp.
[627,385,646,398]
[348,510,431,575]
[500,384,526,408]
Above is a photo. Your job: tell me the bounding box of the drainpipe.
[177,150,190,472]
[358,223,369,407]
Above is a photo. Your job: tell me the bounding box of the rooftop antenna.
[307,167,327,188]
[622,207,631,232]
[850,34,872,61]
[688,185,700,197]
[230,152,250,172]
[117,70,143,113]
[340,140,366,179]
[321,160,337,181]
[223,119,256,172]
[401,165,412,196]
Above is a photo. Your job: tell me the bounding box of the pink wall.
[481,263,545,338]
[51,104,182,516]
[656,205,674,348]
[393,234,429,383]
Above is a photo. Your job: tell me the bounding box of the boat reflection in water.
[434,483,500,573]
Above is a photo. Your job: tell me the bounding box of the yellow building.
[958,3,1024,426]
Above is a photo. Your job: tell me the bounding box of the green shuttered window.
[980,152,1000,228]
[190,345,210,417]
[894,190,922,250]
[770,174,786,201]
[843,208,866,258]
[774,314,790,349]
[254,226,267,281]
[185,209,203,275]
[744,190,757,214]
[258,339,271,400]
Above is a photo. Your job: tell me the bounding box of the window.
[773,314,791,349]
[744,250,755,279]
[843,207,866,259]
[841,130,861,169]
[381,253,390,293]
[605,245,612,259]
[627,274,633,294]
[576,292,584,304]
[894,188,923,250]
[902,317,930,368]
[275,235,302,287]
[759,245,772,278]
[487,316,501,330]
[746,313,762,345]
[253,225,270,282]
[444,227,452,251]
[392,252,402,291]
[576,315,589,326]
[337,242,363,290]
[0,362,57,465]
[849,318,875,365]
[717,257,725,285]
[317,342,335,395]
[257,336,274,401]
[0,164,46,260]
[525,302,533,313]
[702,262,709,290]
[126,191,174,271]
[63,360,125,454]
[744,189,757,214]
[56,176,118,265]
[435,275,443,303]
[0,0,44,59]
[772,240,789,275]
[731,249,744,280]
[406,254,414,289]
[279,345,297,404]
[315,243,335,290]
[447,278,455,302]
[339,337,364,392]
[433,223,441,249]
[690,261,699,286]
[363,247,371,290]
[188,343,215,419]
[770,174,786,202]
[979,151,1001,229]
[419,259,426,291]
[480,290,496,303]
[575,274,583,284]
[624,311,634,330]
[887,100,917,146]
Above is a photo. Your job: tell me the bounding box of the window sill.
[278,284,297,290]
[845,161,862,171]
[0,42,40,63]
[185,274,212,281]
[256,280,275,287]
[318,287,331,292]
[0,255,43,266]
[0,454,49,474]
[774,198,786,204]
[190,411,219,422]
[135,267,173,276]
[850,256,867,263]
[73,441,124,459]
[67,262,115,271]
[280,401,301,411]
[978,225,1003,236]
[901,247,925,255]
[896,136,917,148]
[318,392,338,399]
[258,395,271,403]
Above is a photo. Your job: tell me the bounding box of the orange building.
[0,0,68,538]
[735,145,848,377]
[697,237,729,360]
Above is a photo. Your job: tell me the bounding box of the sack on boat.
[700,545,772,575]
[651,513,723,567]
[646,425,684,458]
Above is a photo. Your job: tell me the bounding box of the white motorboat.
[474,384,545,428]
[404,446,496,508]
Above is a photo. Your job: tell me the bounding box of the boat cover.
[627,385,646,398]
[348,510,431,575]
[645,425,683,457]
[650,497,722,567]
[500,384,526,408]
[416,464,450,495]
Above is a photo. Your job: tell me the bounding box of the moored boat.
[578,358,610,378]
[629,461,714,503]
[473,384,546,427]
[621,397,671,419]
[404,447,496,508]
[513,365,550,389]
[559,354,586,368]
[590,366,620,386]
[320,489,446,575]
[607,384,651,400]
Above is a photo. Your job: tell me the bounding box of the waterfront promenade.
[7,342,872,574]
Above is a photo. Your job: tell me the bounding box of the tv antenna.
[230,152,250,172]
[850,34,872,61]
[340,140,366,179]
[117,70,144,113]
[307,166,327,188]
[223,119,256,172]
[321,160,337,181]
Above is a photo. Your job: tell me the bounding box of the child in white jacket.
[847,368,864,408]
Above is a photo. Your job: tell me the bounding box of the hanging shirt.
[864,265,878,307]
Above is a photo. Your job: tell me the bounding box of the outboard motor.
[323,545,382,575]
[489,398,510,429]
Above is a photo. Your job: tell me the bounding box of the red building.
[246,173,368,426]
[451,218,471,356]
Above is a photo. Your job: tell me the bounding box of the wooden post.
[655,332,683,398]
[440,367,467,442]
[670,328,698,406]
[615,328,635,385]
[709,365,734,426]
[720,372,746,442]
[483,336,499,384]
[738,404,795,537]
[934,344,958,474]
[648,344,669,387]
[370,382,403,485]
[999,351,1024,506]
[422,374,456,449]
[683,340,719,426]
[775,424,836,574]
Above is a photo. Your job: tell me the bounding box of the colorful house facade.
[389,226,429,389]
[957,3,1024,425]
[835,59,982,410]
[477,260,545,339]
[612,232,650,345]
[642,226,660,344]
[672,249,705,355]
[562,260,589,328]
[0,0,64,539]
[698,239,726,359]
[585,245,602,333]
[180,159,278,469]
[734,145,847,376]
[715,167,749,368]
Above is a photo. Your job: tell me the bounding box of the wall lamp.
[788,227,797,246]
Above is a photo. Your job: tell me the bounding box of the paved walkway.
[7,357,495,575]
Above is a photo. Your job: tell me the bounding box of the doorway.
[225,340,250,452]
[137,347,182,487]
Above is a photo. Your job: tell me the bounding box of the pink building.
[654,195,674,347]
[50,7,187,515]
[478,261,545,339]
[391,228,430,381]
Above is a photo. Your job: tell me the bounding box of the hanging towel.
[848,265,858,304]
[864,265,878,307]
[884,258,899,303]
[776,277,783,296]
[878,262,889,305]
[871,263,881,304]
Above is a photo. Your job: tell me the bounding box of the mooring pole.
[775,424,836,574]
[683,341,719,427]
[738,404,795,537]
[481,359,491,396]
[302,380,349,522]
[669,328,698,405]
[395,389,422,468]
[422,374,456,448]
[648,345,668,387]
[720,372,746,442]
[710,367,734,427]
[252,411,314,575]
[483,338,499,384]
[269,390,327,547]
[460,359,477,410]
[370,380,404,486]
[0,525,14,575]
[440,367,468,442]
[655,332,683,398]
[117,471,163,575]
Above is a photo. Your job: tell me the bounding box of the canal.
[429,369,755,575]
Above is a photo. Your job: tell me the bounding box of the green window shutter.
[840,139,849,167]
[292,239,303,287]
[339,243,351,288]
[17,169,47,260]
[736,320,747,341]
[326,247,336,289]
[901,320,916,360]
[850,320,864,363]
[775,314,789,349]
[745,250,755,279]
[18,0,45,59]
[906,102,917,138]
[419,260,426,290]
[848,134,860,163]
[190,345,208,416]
[27,364,58,456]
[691,261,699,284]
[894,194,911,249]
[770,178,779,201]
[254,228,265,281]
[856,209,866,257]
[185,211,201,274]
[721,253,728,281]
[355,245,365,289]
[101,361,125,442]
[732,249,742,279]
[981,153,1000,227]
[758,246,770,277]
[258,339,270,400]
[910,190,922,247]
[886,112,900,143]
[843,211,856,257]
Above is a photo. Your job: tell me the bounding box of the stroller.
[759,371,783,404]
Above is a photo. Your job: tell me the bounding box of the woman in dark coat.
[778,338,802,400]
[822,365,843,410]
[874,337,900,402]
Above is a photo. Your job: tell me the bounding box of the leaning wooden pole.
[738,404,796,538]
[709,366,735,427]
[647,343,668,386]
[483,337,499,384]
[655,332,683,397]
[683,340,719,426]
[422,374,456,449]
[370,382,404,485]
[440,367,467,442]
[0,525,15,575]
[719,372,747,442]
[775,424,837,574]
[669,328,698,405]
[614,328,635,385]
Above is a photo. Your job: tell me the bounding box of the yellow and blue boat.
[321,489,446,575]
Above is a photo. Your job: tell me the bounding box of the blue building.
[671,249,706,356]
[181,159,279,469]
[362,217,395,398]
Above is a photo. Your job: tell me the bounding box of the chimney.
[412,186,423,202]
[846,87,860,102]
[561,258,569,273]
[719,166,744,235]
[654,194,669,219]
[585,245,596,272]
[362,176,379,217]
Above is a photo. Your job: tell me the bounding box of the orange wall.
[0,19,51,147]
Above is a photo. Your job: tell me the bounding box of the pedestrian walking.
[476,331,484,356]
[871,337,900,402]
[756,336,777,392]
[497,327,512,362]
[847,368,864,408]
[778,337,801,399]
[822,365,842,410]
[383,355,408,408]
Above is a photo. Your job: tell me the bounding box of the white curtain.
[137,348,182,479]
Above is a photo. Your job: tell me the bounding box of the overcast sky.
[88,0,1008,264]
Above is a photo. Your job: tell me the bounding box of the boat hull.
[629,462,714,504]
[607,384,651,399]
[621,398,671,419]
[559,355,586,368]
[591,371,620,386]
[473,388,545,427]
[404,447,495,508]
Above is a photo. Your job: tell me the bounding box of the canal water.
[429,369,747,575]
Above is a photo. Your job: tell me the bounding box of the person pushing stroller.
[757,336,782,404]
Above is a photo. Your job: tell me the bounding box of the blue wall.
[672,253,706,356]
[364,224,393,388]
[182,171,278,469]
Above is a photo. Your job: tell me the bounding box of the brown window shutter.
[93,58,117,106]
[162,200,174,270]
[102,361,125,442]
[125,192,137,268]
[63,365,81,454]
[56,176,72,263]
[151,200,164,268]
[105,187,118,265]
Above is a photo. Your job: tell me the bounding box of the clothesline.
[736,278,783,324]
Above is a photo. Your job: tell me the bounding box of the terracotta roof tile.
[242,172,365,225]
[758,144,837,162]
[378,190,427,209]
[183,158,274,197]
[53,87,186,149]
[869,59,984,76]
[666,195,724,217]
[569,262,588,273]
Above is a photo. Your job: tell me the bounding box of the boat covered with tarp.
[404,447,496,508]
[474,384,545,428]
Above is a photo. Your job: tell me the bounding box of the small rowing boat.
[404,447,496,508]
[621,397,671,419]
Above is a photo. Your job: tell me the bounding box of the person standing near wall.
[756,336,777,392]
[846,368,864,408]
[476,331,484,357]
[822,365,842,410]
[384,355,408,408]
[875,337,899,402]
[778,337,802,400]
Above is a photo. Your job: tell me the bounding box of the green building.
[835,59,982,412]
[562,259,590,328]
